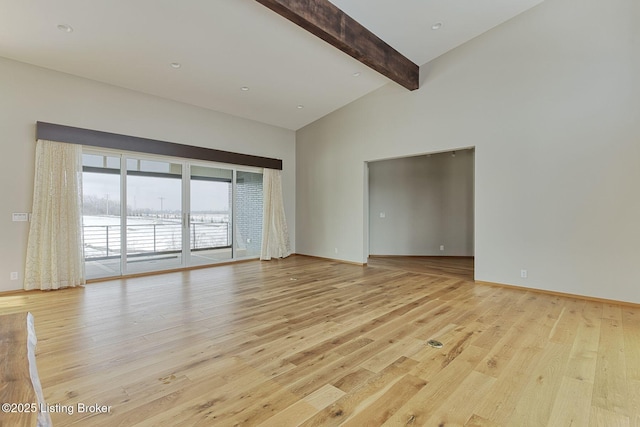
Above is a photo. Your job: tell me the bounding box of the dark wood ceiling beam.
[254,0,419,91]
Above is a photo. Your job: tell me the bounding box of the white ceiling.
[0,0,543,130]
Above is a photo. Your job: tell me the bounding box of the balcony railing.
[83,222,231,260]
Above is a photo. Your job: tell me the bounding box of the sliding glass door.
[188,165,233,266]
[125,158,183,274]
[82,150,262,280]
[82,154,122,278]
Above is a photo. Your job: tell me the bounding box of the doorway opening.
[366,148,475,279]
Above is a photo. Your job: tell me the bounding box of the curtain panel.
[24,140,85,290]
[260,169,291,260]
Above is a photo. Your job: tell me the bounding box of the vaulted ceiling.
[0,0,543,130]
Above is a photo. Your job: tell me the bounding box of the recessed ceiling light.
[431,22,443,30]
[296,105,304,109]
[241,86,249,91]
[57,24,73,33]
[170,62,181,69]
[352,72,361,77]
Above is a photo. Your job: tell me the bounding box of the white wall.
[368,151,474,256]
[297,0,640,303]
[0,57,295,293]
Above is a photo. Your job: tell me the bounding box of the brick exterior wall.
[235,171,263,257]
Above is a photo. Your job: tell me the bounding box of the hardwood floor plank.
[592,317,630,417]
[473,343,545,424]
[340,374,427,426]
[422,370,496,426]
[629,379,640,427]
[382,345,489,425]
[358,336,424,373]
[622,308,640,382]
[564,301,602,384]
[547,376,594,427]
[464,413,502,427]
[507,342,573,425]
[331,367,375,393]
[257,400,317,427]
[472,293,567,424]
[589,406,630,427]
[299,356,418,427]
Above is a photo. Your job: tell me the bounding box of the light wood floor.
[368,256,474,281]
[1,255,639,426]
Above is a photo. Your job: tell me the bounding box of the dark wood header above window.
[36,122,283,170]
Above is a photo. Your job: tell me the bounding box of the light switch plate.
[12,213,29,222]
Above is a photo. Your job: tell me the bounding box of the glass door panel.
[82,154,122,279]
[188,166,232,266]
[125,158,183,274]
[235,171,263,258]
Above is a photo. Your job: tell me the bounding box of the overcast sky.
[83,173,230,213]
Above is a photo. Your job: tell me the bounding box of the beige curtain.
[261,168,291,260]
[24,140,85,290]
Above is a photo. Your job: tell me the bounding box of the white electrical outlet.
[10,272,18,280]
[334,247,338,254]
[520,269,528,279]
[379,212,386,218]
[440,245,445,251]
